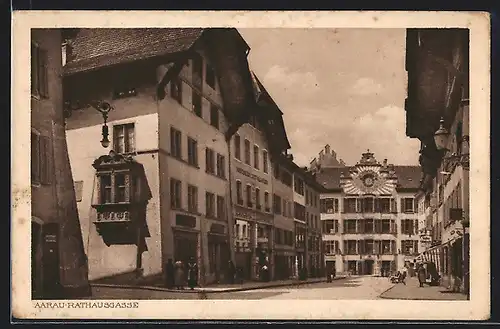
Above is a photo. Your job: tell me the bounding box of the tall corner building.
[312,146,421,276]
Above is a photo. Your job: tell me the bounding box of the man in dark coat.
[165,258,175,289]
[417,263,427,287]
[187,257,198,290]
[227,260,236,284]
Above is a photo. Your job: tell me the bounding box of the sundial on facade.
[340,150,398,195]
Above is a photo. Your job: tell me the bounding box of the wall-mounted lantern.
[434,117,470,171]
[91,101,113,148]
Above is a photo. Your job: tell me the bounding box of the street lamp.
[433,117,470,170]
[91,101,113,148]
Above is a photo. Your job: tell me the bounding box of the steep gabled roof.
[63,28,205,76]
[249,71,291,153]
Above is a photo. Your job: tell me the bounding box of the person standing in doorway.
[187,257,198,290]
[227,260,236,284]
[399,264,408,285]
[174,260,185,290]
[165,258,175,289]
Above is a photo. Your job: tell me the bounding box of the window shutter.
[31,133,40,184]
[374,240,380,255]
[391,240,396,255]
[358,219,365,233]
[39,136,49,184]
[39,48,49,97]
[31,44,39,95]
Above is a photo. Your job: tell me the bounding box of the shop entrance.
[381,261,392,277]
[326,260,336,275]
[364,260,374,275]
[347,261,357,275]
[173,231,198,264]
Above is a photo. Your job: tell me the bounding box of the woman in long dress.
[417,263,427,287]
[174,260,185,290]
[187,258,198,290]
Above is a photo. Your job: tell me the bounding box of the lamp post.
[91,101,113,148]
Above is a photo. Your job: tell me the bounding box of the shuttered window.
[31,43,49,98]
[31,133,40,184]
[31,132,52,185]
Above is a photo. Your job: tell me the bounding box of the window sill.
[205,170,227,181]
[168,154,201,171]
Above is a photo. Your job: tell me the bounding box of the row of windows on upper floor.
[169,178,226,221]
[233,182,321,228]
[324,240,419,256]
[321,219,419,235]
[320,197,416,214]
[109,122,228,180]
[233,134,270,174]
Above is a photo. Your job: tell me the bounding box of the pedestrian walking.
[417,263,426,287]
[399,265,408,285]
[261,264,269,282]
[174,260,185,290]
[165,258,175,289]
[187,257,198,290]
[227,260,235,284]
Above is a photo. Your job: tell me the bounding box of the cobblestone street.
[90,276,469,301]
[379,277,469,300]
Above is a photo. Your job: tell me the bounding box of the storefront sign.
[176,214,197,228]
[236,167,268,185]
[210,223,226,234]
[235,210,254,221]
[420,235,432,243]
[234,207,272,224]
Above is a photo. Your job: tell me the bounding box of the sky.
[238,28,421,167]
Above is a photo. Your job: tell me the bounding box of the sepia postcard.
[11,10,491,320]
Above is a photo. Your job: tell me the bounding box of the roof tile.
[64,28,205,75]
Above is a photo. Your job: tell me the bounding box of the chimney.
[383,159,388,166]
[325,144,331,154]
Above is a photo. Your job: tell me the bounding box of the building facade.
[31,28,90,298]
[405,28,470,296]
[231,72,292,281]
[63,28,257,285]
[271,154,296,280]
[314,149,421,276]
